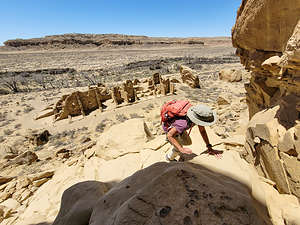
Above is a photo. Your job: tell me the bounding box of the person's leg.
[177,131,192,161]
[166,147,180,161]
[165,135,181,161]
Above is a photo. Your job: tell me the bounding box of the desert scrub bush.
[3,129,13,135]
[0,100,9,106]
[130,113,144,119]
[0,112,7,122]
[15,109,21,116]
[23,105,34,113]
[115,114,128,123]
[95,119,115,132]
[95,120,107,132]
[14,123,22,129]
[142,103,154,112]
[0,136,5,143]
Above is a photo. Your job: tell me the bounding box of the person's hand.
[207,147,223,159]
[180,147,192,154]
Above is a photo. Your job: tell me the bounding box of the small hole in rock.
[159,206,171,217]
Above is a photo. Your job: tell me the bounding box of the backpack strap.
[187,126,193,136]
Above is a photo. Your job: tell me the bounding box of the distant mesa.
[2,33,205,50]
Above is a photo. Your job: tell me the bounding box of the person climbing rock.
[161,101,221,162]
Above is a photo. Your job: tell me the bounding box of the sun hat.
[187,104,217,126]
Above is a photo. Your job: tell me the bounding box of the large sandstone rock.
[53,181,110,225]
[232,0,300,52]
[232,0,300,201]
[89,162,266,225]
[232,1,300,118]
[179,65,200,88]
[95,118,153,159]
[244,102,300,198]
[219,68,242,82]
[12,151,38,165]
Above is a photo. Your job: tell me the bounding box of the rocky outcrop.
[53,181,110,225]
[232,0,300,118]
[219,68,250,82]
[27,130,51,146]
[244,96,300,198]
[36,73,177,121]
[51,162,265,225]
[95,119,153,159]
[3,33,204,50]
[232,0,300,198]
[179,65,200,88]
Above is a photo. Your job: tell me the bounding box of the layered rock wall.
[233,0,300,117]
[232,0,300,198]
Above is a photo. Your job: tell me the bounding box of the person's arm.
[167,127,192,154]
[198,125,222,158]
[198,125,211,148]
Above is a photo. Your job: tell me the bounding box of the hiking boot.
[165,155,177,162]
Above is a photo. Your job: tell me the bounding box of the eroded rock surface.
[232,0,300,117]
[232,0,300,198]
[180,65,200,88]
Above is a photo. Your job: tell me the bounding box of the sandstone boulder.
[88,162,265,225]
[0,145,19,162]
[12,151,38,165]
[219,68,242,82]
[244,103,300,198]
[232,0,300,52]
[95,118,153,159]
[28,130,51,146]
[0,177,13,186]
[53,181,110,225]
[179,65,200,88]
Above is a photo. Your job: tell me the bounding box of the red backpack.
[160,100,192,124]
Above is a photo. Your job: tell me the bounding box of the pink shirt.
[162,119,192,134]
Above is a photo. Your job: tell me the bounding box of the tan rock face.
[233,1,300,118]
[244,103,300,197]
[232,0,300,199]
[53,162,266,225]
[232,0,300,52]
[179,65,200,88]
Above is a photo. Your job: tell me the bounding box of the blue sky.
[0,0,241,45]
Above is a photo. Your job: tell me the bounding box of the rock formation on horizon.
[2,33,205,50]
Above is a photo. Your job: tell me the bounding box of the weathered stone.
[244,105,300,197]
[0,145,18,160]
[261,56,281,75]
[213,126,227,138]
[84,148,95,159]
[217,95,231,105]
[280,152,300,197]
[0,177,13,186]
[219,68,242,82]
[55,148,71,159]
[0,205,12,221]
[179,65,200,88]
[27,170,54,182]
[170,78,180,83]
[12,151,38,165]
[52,181,111,225]
[0,198,20,212]
[87,162,265,225]
[16,177,31,190]
[18,189,32,203]
[0,192,11,203]
[95,119,153,159]
[33,178,49,187]
[28,130,51,146]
